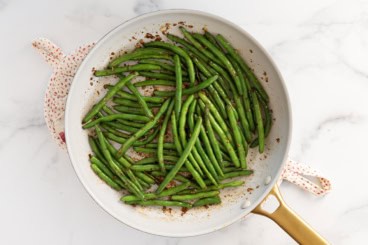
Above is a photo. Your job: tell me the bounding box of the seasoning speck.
[276,138,280,143]
[181,207,188,216]
[145,33,154,39]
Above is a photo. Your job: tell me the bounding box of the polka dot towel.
[32,38,331,196]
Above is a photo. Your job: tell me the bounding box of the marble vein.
[300,114,363,154]
[134,0,160,15]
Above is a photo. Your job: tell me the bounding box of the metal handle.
[252,185,329,245]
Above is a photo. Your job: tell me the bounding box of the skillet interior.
[65,9,291,237]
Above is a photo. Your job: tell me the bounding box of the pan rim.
[65,8,292,237]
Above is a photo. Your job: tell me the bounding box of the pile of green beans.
[83,27,272,210]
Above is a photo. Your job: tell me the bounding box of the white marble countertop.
[1,0,367,244]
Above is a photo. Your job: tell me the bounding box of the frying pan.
[65,9,328,244]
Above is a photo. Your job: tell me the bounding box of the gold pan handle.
[252,185,329,245]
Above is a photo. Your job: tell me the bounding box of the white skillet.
[65,9,327,244]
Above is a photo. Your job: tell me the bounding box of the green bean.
[90,156,123,186]
[83,113,150,129]
[221,151,231,162]
[131,164,189,172]
[113,106,145,115]
[113,158,143,191]
[222,167,239,173]
[220,170,253,179]
[139,59,189,76]
[138,71,176,81]
[83,73,137,123]
[113,89,164,103]
[251,91,264,153]
[177,97,205,178]
[207,112,240,168]
[186,103,217,183]
[103,139,143,190]
[103,139,131,168]
[179,95,194,145]
[103,122,139,133]
[158,100,175,172]
[188,101,218,184]
[190,56,229,118]
[139,59,171,71]
[137,178,150,189]
[259,96,272,137]
[126,200,192,208]
[113,98,159,108]
[171,112,203,177]
[198,93,233,144]
[116,99,170,157]
[101,105,116,116]
[193,138,219,185]
[133,147,177,156]
[215,34,269,102]
[91,164,122,191]
[154,75,218,97]
[95,126,144,199]
[150,171,194,185]
[191,55,232,98]
[135,172,156,185]
[203,107,223,167]
[193,196,221,207]
[249,138,259,148]
[111,120,144,131]
[133,80,176,87]
[88,136,106,161]
[111,123,159,147]
[243,95,255,132]
[171,190,219,201]
[101,123,132,138]
[179,27,220,65]
[227,105,247,169]
[207,85,227,119]
[209,61,232,85]
[130,164,161,172]
[212,80,232,104]
[167,33,210,63]
[126,81,153,118]
[187,99,197,130]
[184,180,245,193]
[233,94,252,142]
[94,64,162,77]
[174,55,183,119]
[135,156,179,165]
[144,41,195,85]
[145,143,176,150]
[108,47,171,67]
[157,117,203,193]
[227,54,249,95]
[204,31,222,50]
[218,180,245,188]
[199,124,224,175]
[192,33,243,95]
[135,127,164,146]
[122,182,191,202]
[223,161,232,168]
[240,129,249,158]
